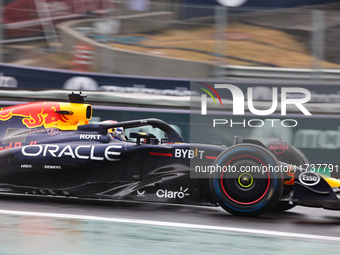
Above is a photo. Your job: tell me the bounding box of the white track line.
[0,209,338,242]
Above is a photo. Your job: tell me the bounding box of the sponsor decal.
[79,134,101,139]
[43,165,61,170]
[217,0,248,7]
[100,85,191,96]
[269,143,289,154]
[137,190,145,197]
[0,74,17,88]
[0,102,68,128]
[21,144,122,161]
[0,142,22,151]
[298,172,321,186]
[156,187,189,199]
[174,148,205,159]
[63,76,191,96]
[21,164,33,169]
[63,77,99,91]
[47,128,59,136]
[294,128,340,149]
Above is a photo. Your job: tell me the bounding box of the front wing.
[293,170,340,209]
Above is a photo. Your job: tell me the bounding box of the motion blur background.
[2,0,340,79]
[1,2,340,255]
[1,0,340,174]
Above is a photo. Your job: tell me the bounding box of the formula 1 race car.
[0,92,340,216]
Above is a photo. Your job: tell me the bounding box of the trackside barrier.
[219,65,340,81]
[71,43,94,72]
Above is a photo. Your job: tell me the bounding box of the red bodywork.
[0,101,68,128]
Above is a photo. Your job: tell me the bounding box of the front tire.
[209,144,284,216]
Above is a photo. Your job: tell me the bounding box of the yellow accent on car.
[48,102,92,130]
[318,173,340,188]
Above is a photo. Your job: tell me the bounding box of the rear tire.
[209,144,284,216]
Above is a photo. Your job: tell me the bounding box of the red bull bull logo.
[0,102,69,128]
[284,167,295,185]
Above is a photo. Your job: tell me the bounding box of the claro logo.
[156,187,189,199]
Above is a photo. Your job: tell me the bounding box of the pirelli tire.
[209,144,284,216]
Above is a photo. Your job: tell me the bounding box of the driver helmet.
[109,127,126,141]
[103,120,126,141]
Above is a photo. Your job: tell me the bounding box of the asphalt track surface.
[0,196,339,254]
[1,195,340,236]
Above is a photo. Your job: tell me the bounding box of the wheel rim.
[220,155,271,205]
[238,173,254,188]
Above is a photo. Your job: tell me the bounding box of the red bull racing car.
[0,92,340,216]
